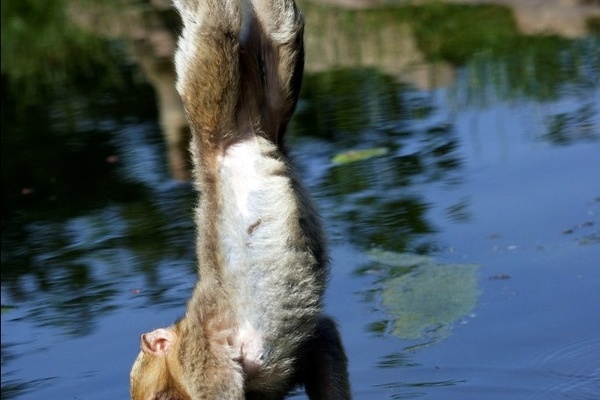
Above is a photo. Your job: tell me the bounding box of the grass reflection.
[303,1,599,104]
[3,0,598,109]
[1,0,122,104]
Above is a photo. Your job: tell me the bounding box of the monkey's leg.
[250,0,305,91]
[250,0,304,52]
[174,0,242,141]
[300,316,352,400]
[245,0,305,143]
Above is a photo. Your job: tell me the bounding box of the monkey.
[129,0,351,398]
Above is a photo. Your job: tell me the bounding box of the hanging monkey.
[130,0,351,398]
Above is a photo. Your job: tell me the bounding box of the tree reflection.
[544,103,599,145]
[1,73,196,338]
[295,68,463,253]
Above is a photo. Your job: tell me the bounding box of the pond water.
[2,3,600,400]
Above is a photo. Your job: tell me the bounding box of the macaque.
[129,0,351,398]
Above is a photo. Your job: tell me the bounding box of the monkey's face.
[130,327,191,400]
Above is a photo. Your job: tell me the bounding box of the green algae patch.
[368,249,479,341]
[332,147,390,164]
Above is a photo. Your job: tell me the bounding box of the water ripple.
[528,336,600,400]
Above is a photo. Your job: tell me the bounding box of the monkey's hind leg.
[174,0,242,141]
[242,0,305,144]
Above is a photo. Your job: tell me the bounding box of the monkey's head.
[130,324,192,400]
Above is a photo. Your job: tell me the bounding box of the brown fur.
[130,0,351,398]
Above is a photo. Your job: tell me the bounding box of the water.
[2,3,600,399]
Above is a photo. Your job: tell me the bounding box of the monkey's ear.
[140,328,176,356]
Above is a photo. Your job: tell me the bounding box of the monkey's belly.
[217,137,320,363]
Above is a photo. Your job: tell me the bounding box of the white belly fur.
[217,137,305,343]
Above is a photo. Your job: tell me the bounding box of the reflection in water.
[1,75,197,396]
[374,378,466,398]
[376,352,419,369]
[451,36,600,107]
[295,68,463,253]
[1,375,56,400]
[4,1,598,181]
[1,72,197,339]
[1,1,600,399]
[544,103,599,145]
[2,191,196,334]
